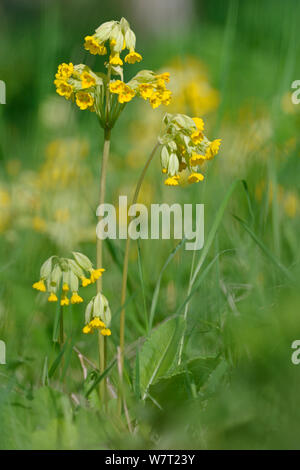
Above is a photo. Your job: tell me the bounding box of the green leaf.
[139,316,184,399]
[148,356,221,408]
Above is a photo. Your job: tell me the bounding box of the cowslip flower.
[158,113,221,186]
[82,292,112,337]
[32,252,105,306]
[54,18,171,129]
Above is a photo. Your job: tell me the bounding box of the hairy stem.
[97,127,111,405]
[118,142,160,414]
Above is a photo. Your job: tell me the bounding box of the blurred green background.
[0,0,300,450]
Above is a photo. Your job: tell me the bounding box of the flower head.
[84,35,107,55]
[158,113,221,186]
[82,293,112,337]
[55,81,73,99]
[54,19,171,126]
[125,50,142,64]
[32,253,104,308]
[71,292,83,304]
[81,71,96,89]
[75,92,94,110]
[32,279,46,292]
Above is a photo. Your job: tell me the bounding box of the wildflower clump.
[158,113,221,186]
[32,252,105,305]
[82,292,112,336]
[54,18,172,128]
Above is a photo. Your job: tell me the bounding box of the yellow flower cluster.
[109,71,172,109]
[54,18,171,125]
[54,63,97,112]
[82,317,111,336]
[138,73,172,109]
[32,252,105,306]
[83,292,112,337]
[84,18,142,66]
[109,80,135,103]
[159,113,221,186]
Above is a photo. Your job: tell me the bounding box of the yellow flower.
[48,292,58,302]
[191,130,203,145]
[62,283,69,292]
[188,172,204,184]
[81,276,91,287]
[192,117,204,131]
[90,268,105,283]
[55,81,73,99]
[101,328,112,336]
[32,280,46,292]
[164,177,179,186]
[84,35,107,55]
[82,325,93,334]
[124,50,142,64]
[90,317,105,329]
[160,90,172,105]
[149,93,162,109]
[109,80,125,93]
[75,92,94,110]
[109,53,123,66]
[81,71,96,89]
[156,72,170,83]
[190,153,206,166]
[205,139,221,159]
[61,295,70,306]
[56,63,74,79]
[156,78,166,91]
[139,83,154,99]
[71,292,83,304]
[118,87,135,103]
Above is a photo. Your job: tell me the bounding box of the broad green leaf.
[139,316,184,399]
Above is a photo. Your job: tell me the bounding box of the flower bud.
[68,259,84,278]
[110,24,124,52]
[85,300,94,324]
[51,264,62,286]
[72,252,93,271]
[40,256,54,280]
[69,270,79,293]
[120,17,130,34]
[168,153,179,176]
[161,146,170,169]
[124,29,136,51]
[95,21,116,42]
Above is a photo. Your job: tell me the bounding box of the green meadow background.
[1,0,300,449]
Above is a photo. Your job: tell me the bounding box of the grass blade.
[85,360,116,398]
[233,214,293,281]
[149,237,186,332]
[48,341,68,378]
[134,347,141,400]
